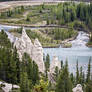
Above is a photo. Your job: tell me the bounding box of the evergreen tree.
[85,58,92,92]
[45,54,50,79]
[13,47,20,83]
[70,73,75,85]
[56,60,72,92]
[22,53,39,86]
[0,30,11,48]
[61,60,63,69]
[45,54,50,71]
[86,58,91,83]
[20,72,30,92]
[9,54,17,84]
[32,61,39,85]
[79,66,83,85]
[54,66,59,82]
[70,10,76,21]
[76,60,79,84]
[76,4,81,18]
[26,16,30,21]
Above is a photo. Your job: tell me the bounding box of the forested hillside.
[0,29,92,92]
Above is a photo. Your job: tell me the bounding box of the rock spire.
[14,28,45,73]
[50,56,61,73]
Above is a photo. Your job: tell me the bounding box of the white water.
[70,31,89,48]
[43,32,92,74]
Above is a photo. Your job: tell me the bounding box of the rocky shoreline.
[60,32,78,48]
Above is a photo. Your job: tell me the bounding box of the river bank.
[0,22,69,28]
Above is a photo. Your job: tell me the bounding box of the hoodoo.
[32,38,45,73]
[72,84,83,92]
[50,55,61,73]
[14,28,45,73]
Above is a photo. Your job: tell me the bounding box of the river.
[44,32,92,74]
[0,24,92,74]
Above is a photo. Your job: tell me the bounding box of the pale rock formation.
[14,28,33,59]
[50,56,61,73]
[32,38,45,73]
[14,28,45,73]
[0,81,20,92]
[72,84,83,92]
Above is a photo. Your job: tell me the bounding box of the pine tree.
[9,54,17,84]
[45,54,50,71]
[85,57,92,92]
[13,47,20,83]
[55,60,72,92]
[32,61,39,85]
[45,54,50,79]
[70,10,76,21]
[70,73,75,85]
[76,4,81,18]
[27,58,33,80]
[22,53,39,86]
[79,66,83,85]
[61,60,63,69]
[0,30,11,48]
[20,72,30,92]
[54,66,59,82]
[76,60,79,84]
[86,58,91,83]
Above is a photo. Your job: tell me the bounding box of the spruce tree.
[61,60,63,69]
[32,61,39,85]
[20,72,30,92]
[45,54,50,79]
[0,30,11,48]
[79,66,83,85]
[45,54,50,71]
[76,60,79,84]
[86,58,91,83]
[54,66,59,82]
[55,60,72,92]
[9,54,17,84]
[70,73,75,86]
[13,47,20,83]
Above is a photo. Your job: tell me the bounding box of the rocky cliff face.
[50,56,61,73]
[14,28,45,73]
[72,84,83,92]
